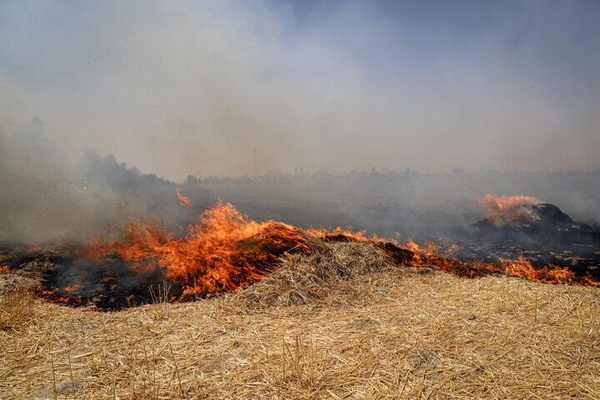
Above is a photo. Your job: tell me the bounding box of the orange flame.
[397,240,599,286]
[308,227,371,242]
[478,194,540,222]
[501,256,576,284]
[176,188,192,209]
[302,227,599,286]
[39,288,87,307]
[80,202,310,298]
[64,202,599,308]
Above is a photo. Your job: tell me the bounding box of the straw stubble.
[1,240,599,399]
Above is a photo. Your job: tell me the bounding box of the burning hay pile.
[455,194,600,280]
[1,200,598,311]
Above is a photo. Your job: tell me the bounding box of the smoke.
[0,118,81,241]
[2,1,600,242]
[1,0,599,181]
[0,118,199,243]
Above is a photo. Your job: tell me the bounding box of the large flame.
[31,199,599,308]
[478,194,540,222]
[79,201,310,299]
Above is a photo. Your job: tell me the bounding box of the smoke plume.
[2,1,600,180]
[2,1,600,242]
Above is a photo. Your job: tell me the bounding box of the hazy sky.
[1,0,599,180]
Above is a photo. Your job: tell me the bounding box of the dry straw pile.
[1,239,599,399]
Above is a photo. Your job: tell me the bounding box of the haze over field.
[1,0,599,180]
[2,1,600,243]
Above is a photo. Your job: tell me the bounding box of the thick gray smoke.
[1,118,599,246]
[0,119,197,242]
[2,1,600,242]
[2,1,599,181]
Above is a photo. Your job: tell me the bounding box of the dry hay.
[1,240,600,399]
[0,283,37,332]
[235,238,394,309]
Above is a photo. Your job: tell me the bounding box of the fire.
[501,256,576,284]
[39,288,87,307]
[401,241,599,286]
[478,194,540,222]
[80,201,310,299]
[401,240,500,277]
[308,227,371,243]
[8,200,597,310]
[299,228,598,286]
[176,187,192,209]
[63,283,83,294]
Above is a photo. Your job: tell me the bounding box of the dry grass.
[0,283,37,332]
[1,241,599,399]
[235,240,392,309]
